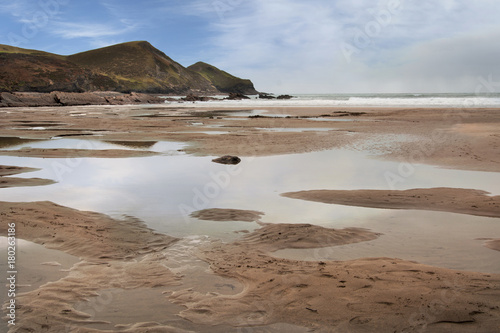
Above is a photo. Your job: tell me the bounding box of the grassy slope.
[67,41,217,94]
[187,61,258,94]
[0,45,115,92]
[0,44,65,60]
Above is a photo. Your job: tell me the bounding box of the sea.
[165,92,500,108]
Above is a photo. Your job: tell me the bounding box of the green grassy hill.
[188,62,258,94]
[67,41,218,94]
[0,44,65,59]
[0,45,115,92]
[0,41,257,94]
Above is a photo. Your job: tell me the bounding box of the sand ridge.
[0,201,179,261]
[482,239,500,252]
[0,148,160,158]
[190,208,264,222]
[283,187,500,218]
[236,223,382,252]
[0,164,55,188]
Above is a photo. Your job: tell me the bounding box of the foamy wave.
[166,95,500,108]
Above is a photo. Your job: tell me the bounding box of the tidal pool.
[1,138,499,273]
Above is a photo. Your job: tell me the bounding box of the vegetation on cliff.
[0,41,257,95]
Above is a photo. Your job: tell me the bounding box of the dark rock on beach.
[277,94,293,100]
[259,93,276,99]
[212,155,242,165]
[225,93,250,100]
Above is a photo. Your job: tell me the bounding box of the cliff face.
[188,62,258,95]
[0,42,257,95]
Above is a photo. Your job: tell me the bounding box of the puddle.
[182,131,231,135]
[307,117,360,122]
[274,210,500,273]
[256,127,334,133]
[0,140,499,273]
[0,138,186,154]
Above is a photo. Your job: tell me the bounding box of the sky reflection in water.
[1,138,499,272]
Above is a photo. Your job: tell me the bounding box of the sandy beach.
[1,104,500,332]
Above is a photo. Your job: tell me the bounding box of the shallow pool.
[1,138,499,273]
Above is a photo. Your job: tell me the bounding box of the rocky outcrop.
[0,92,61,107]
[259,93,276,99]
[277,95,293,100]
[225,93,250,100]
[0,92,164,107]
[212,155,241,165]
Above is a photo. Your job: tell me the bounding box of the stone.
[277,94,293,100]
[212,155,242,165]
[225,93,250,100]
[259,93,276,99]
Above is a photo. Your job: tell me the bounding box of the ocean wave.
[167,95,500,108]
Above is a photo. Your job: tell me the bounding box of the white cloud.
[198,0,500,93]
[49,21,138,39]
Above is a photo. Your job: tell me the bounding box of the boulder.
[259,93,276,99]
[277,94,293,100]
[225,92,250,100]
[212,155,241,165]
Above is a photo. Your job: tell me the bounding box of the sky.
[1,0,500,94]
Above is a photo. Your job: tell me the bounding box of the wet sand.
[483,239,500,252]
[0,201,181,332]
[283,187,500,218]
[0,106,499,171]
[0,148,159,158]
[1,104,500,332]
[174,235,500,332]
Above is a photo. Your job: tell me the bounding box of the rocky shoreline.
[0,91,165,107]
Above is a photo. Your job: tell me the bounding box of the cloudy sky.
[1,0,499,93]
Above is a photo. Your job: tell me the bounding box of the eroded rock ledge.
[0,91,164,107]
